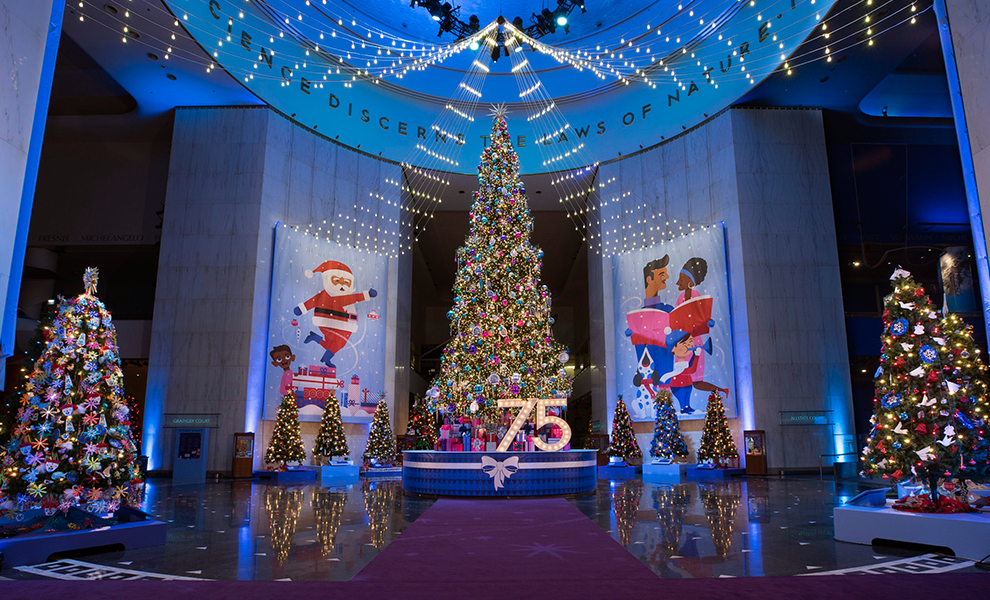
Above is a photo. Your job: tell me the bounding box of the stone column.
[589,108,854,469]
[0,0,62,380]
[145,107,407,473]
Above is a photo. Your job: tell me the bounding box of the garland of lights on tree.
[313,395,349,462]
[426,106,572,421]
[608,396,642,461]
[650,390,689,462]
[0,268,141,517]
[265,393,307,468]
[363,399,397,465]
[697,391,738,466]
[861,269,989,506]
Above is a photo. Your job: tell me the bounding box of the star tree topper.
[489,103,510,122]
[83,267,99,295]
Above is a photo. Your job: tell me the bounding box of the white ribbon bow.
[481,456,519,491]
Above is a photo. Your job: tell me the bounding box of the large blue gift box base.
[403,450,597,497]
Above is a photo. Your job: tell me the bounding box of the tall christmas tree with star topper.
[0,268,141,517]
[861,268,990,504]
[426,104,572,421]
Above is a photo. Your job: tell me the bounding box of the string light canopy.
[69,1,930,254]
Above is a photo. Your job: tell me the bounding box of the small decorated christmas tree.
[939,313,990,485]
[265,393,306,468]
[608,396,642,462]
[697,391,738,466]
[313,396,349,463]
[0,269,141,517]
[363,400,397,466]
[649,390,689,462]
[408,395,437,450]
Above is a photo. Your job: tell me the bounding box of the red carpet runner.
[3,497,987,598]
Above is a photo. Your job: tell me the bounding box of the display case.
[744,430,767,475]
[231,432,255,478]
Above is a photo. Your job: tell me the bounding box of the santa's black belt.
[314,307,357,320]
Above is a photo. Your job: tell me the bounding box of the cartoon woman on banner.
[675,257,710,386]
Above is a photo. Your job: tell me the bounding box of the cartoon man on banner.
[294,260,377,368]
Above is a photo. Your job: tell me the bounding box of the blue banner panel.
[265,225,389,422]
[612,225,736,422]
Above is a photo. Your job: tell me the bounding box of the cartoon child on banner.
[658,328,727,414]
[294,260,377,368]
[269,345,296,397]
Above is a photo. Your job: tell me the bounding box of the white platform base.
[643,462,694,481]
[833,500,990,560]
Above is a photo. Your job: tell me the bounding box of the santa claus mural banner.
[264,224,389,423]
[611,225,736,423]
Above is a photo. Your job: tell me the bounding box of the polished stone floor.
[2,475,986,581]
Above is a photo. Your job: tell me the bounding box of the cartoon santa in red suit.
[293,260,377,368]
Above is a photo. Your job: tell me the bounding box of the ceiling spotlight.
[556,15,568,26]
[469,40,480,51]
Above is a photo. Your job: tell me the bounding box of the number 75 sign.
[495,398,572,452]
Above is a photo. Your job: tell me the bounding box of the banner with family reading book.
[264,225,389,423]
[612,225,736,422]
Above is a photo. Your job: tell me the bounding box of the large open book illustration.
[626,295,714,347]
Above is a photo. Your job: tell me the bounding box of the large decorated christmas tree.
[313,397,349,462]
[608,396,642,461]
[861,270,983,497]
[427,105,572,420]
[697,391,738,466]
[0,269,141,517]
[650,390,689,462]
[264,393,306,468]
[863,269,989,502]
[363,400,397,465]
[939,313,990,484]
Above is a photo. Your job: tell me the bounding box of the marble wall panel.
[147,107,410,473]
[588,108,853,469]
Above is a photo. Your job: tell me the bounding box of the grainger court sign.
[165,0,834,173]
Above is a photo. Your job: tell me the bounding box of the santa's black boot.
[305,331,322,344]
[320,349,336,368]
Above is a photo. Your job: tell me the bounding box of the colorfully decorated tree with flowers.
[0,268,141,517]
[426,105,572,420]
[862,269,988,509]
